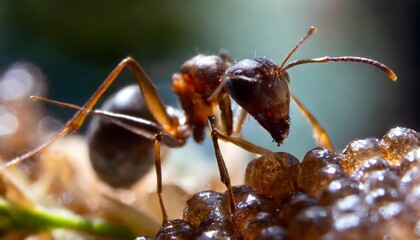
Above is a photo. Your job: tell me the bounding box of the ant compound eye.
[233,69,244,76]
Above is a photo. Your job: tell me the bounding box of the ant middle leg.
[153,132,186,224]
[208,116,235,213]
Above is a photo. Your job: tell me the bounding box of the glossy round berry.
[244,212,280,239]
[183,190,230,227]
[229,186,276,237]
[381,127,419,165]
[399,167,420,214]
[363,170,403,208]
[245,152,300,200]
[276,192,318,228]
[254,225,287,240]
[319,178,360,206]
[155,219,196,240]
[288,206,331,240]
[298,148,346,199]
[398,147,420,174]
[195,220,239,239]
[342,138,384,174]
[350,158,393,182]
[326,194,373,239]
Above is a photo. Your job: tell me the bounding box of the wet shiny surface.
[142,127,420,239]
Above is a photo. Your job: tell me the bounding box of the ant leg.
[217,89,233,136]
[149,130,185,222]
[154,136,167,224]
[208,116,235,213]
[32,96,165,140]
[233,107,248,134]
[211,123,272,156]
[290,94,334,151]
[4,57,174,168]
[154,133,185,225]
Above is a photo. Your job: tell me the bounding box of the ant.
[2,26,396,225]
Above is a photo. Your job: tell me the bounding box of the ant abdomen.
[224,58,291,145]
[87,84,158,188]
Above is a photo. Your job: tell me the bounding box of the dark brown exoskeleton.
[86,85,177,188]
[224,58,292,145]
[3,26,397,228]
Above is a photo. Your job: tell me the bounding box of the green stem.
[0,198,134,239]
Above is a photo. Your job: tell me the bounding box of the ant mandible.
[3,26,397,224]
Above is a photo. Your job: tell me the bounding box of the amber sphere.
[319,178,360,206]
[287,206,331,240]
[276,192,318,228]
[254,225,287,240]
[183,190,230,228]
[381,127,419,164]
[399,167,420,214]
[155,219,196,240]
[195,219,239,239]
[245,152,300,200]
[397,147,419,174]
[326,194,370,239]
[342,138,385,174]
[298,148,346,199]
[229,185,276,237]
[350,158,393,182]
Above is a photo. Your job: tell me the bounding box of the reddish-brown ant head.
[224,58,291,145]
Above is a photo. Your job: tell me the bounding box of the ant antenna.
[277,26,397,81]
[281,56,397,81]
[278,26,317,72]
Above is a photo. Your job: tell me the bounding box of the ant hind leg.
[4,57,175,168]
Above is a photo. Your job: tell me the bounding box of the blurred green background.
[0,0,418,159]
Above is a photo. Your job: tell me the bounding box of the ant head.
[223,57,291,145]
[209,26,317,102]
[223,58,281,106]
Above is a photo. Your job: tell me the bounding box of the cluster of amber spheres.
[140,127,419,240]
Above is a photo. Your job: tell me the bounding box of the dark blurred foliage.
[0,0,418,156]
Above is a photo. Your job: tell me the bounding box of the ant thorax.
[224,58,291,145]
[172,53,231,142]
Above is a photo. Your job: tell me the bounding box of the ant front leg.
[208,116,235,213]
[217,89,233,136]
[4,57,175,168]
[208,116,274,224]
[208,116,272,209]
